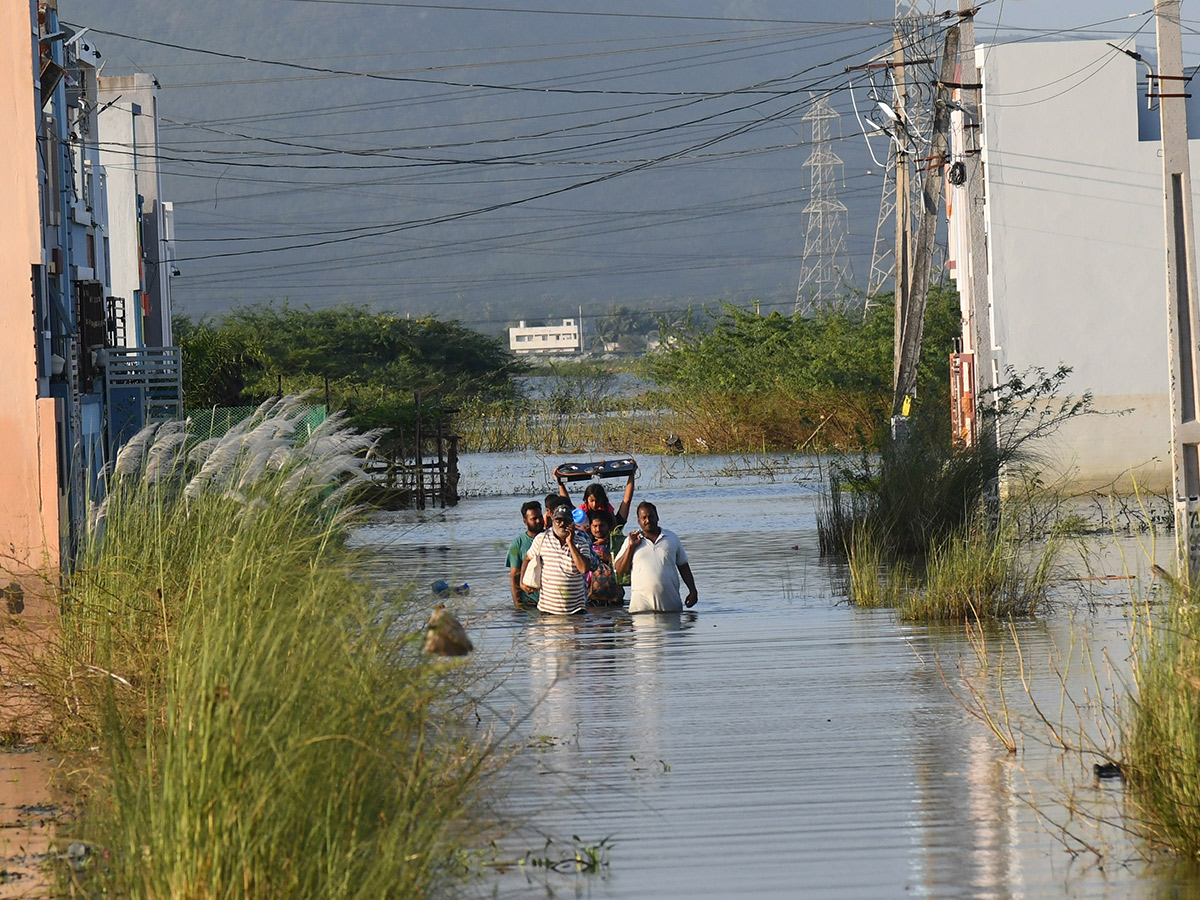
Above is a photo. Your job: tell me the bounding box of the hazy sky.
[71,1,1191,329]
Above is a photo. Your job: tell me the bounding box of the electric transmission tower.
[866,0,942,303]
[795,95,855,315]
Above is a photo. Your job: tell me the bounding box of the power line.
[73,23,852,98]
[275,1,885,27]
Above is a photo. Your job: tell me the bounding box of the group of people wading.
[505,461,698,615]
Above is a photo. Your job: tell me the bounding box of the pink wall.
[0,3,59,579]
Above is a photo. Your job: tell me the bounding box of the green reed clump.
[817,415,1007,561]
[845,517,1060,622]
[845,525,907,609]
[38,397,491,898]
[1123,582,1200,859]
[898,522,1060,621]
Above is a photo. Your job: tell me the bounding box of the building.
[97,74,176,350]
[509,318,584,355]
[0,0,59,579]
[96,73,182,452]
[947,39,1195,494]
[0,1,181,584]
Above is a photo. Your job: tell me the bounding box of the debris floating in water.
[425,606,473,657]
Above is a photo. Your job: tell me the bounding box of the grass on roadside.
[819,365,1092,562]
[28,397,494,898]
[845,524,907,610]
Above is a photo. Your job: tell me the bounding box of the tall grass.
[454,391,865,456]
[1124,582,1200,858]
[645,387,880,454]
[454,395,666,454]
[845,524,906,610]
[899,522,1060,621]
[825,436,1006,559]
[845,518,1061,621]
[35,397,492,897]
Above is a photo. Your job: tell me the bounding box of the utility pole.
[1154,0,1200,579]
[893,25,960,420]
[867,0,939,308]
[891,28,912,385]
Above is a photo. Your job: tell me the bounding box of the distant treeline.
[460,286,963,455]
[176,304,525,454]
[179,290,961,457]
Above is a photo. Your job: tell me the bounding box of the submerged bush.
[34,397,492,897]
[820,365,1092,562]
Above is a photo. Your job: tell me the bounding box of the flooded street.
[352,453,1182,898]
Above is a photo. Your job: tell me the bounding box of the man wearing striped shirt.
[524,504,596,615]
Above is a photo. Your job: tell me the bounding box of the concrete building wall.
[98,74,174,348]
[974,40,1184,493]
[509,318,582,354]
[97,83,141,347]
[0,2,59,575]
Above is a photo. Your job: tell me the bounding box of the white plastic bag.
[521,546,542,592]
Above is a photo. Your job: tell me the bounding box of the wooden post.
[414,390,424,510]
[446,435,460,506]
[436,417,446,507]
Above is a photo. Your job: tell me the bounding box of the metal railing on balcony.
[104,347,182,455]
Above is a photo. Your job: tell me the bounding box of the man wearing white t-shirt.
[614,501,698,613]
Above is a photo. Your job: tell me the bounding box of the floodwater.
[351,453,1193,899]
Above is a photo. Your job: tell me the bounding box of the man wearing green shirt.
[507,501,544,608]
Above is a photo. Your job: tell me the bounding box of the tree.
[175,316,264,408]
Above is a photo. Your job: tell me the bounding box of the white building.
[509,318,583,355]
[97,73,176,349]
[947,39,1200,494]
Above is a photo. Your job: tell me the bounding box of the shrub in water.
[820,365,1092,562]
[896,521,1060,622]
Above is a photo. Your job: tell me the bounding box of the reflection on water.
[351,452,1181,899]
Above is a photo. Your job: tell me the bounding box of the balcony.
[103,347,182,453]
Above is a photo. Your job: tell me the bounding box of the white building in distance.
[509,318,583,355]
[947,39,1200,494]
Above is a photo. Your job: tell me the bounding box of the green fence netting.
[184,405,328,443]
